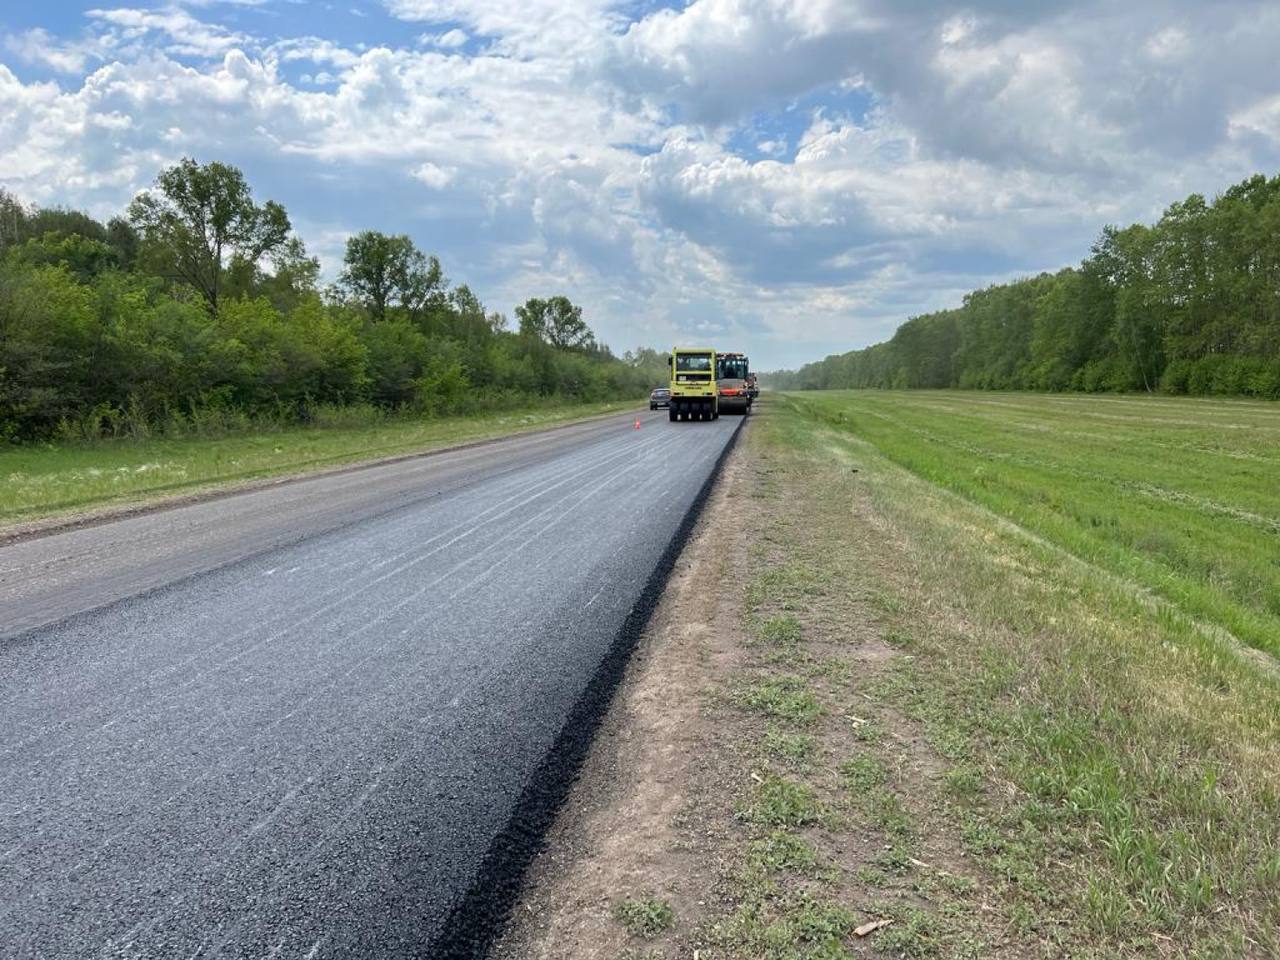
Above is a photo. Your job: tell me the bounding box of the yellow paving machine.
[667,346,719,421]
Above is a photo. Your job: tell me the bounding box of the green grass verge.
[0,401,634,526]
[785,389,1280,658]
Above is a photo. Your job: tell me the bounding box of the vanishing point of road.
[0,408,742,959]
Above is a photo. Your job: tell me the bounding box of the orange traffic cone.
[634,418,642,430]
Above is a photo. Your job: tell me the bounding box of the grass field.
[695,392,1279,958]
[0,401,633,528]
[787,391,1280,659]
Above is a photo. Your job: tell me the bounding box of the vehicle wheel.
[668,407,677,422]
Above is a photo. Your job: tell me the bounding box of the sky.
[2,1,1280,369]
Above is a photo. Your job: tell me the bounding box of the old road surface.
[0,408,743,959]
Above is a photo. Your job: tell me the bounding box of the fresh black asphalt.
[0,408,742,958]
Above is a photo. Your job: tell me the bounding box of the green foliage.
[613,896,675,938]
[769,172,1280,399]
[128,158,291,314]
[0,401,627,522]
[838,756,887,793]
[516,295,596,351]
[759,614,803,648]
[790,390,1280,658]
[736,675,821,725]
[337,230,443,321]
[748,775,822,826]
[750,829,818,873]
[762,727,816,766]
[0,161,660,443]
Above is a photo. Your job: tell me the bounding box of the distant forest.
[0,158,667,443]
[768,173,1280,399]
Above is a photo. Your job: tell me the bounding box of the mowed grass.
[740,392,1280,955]
[0,401,633,527]
[787,390,1280,658]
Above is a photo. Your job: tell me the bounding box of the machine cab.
[667,347,719,421]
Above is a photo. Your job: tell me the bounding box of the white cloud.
[615,0,879,126]
[419,28,468,49]
[3,28,93,74]
[386,0,612,55]
[1230,94,1280,145]
[412,161,455,188]
[268,37,363,70]
[1146,26,1190,61]
[85,6,248,59]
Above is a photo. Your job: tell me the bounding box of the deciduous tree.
[128,158,291,315]
[515,295,596,351]
[338,231,442,322]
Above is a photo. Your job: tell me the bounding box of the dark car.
[649,387,671,410]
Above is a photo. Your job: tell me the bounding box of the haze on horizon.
[3,0,1280,369]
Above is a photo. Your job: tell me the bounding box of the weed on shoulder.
[943,764,984,798]
[747,562,828,611]
[747,775,823,827]
[875,905,940,957]
[708,893,858,960]
[749,829,817,874]
[849,717,884,744]
[883,627,915,649]
[839,755,888,793]
[735,675,821,726]
[613,895,675,939]
[762,726,816,767]
[759,614,803,648]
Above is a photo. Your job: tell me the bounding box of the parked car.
[649,386,672,410]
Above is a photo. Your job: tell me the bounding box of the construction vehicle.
[745,370,759,400]
[667,346,719,421]
[716,352,752,415]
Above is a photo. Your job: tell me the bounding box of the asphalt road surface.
[0,408,742,959]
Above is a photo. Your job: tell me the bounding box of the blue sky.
[3,0,1280,369]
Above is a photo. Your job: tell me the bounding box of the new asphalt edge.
[431,412,749,958]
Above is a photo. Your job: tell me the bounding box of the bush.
[1245,359,1280,399]
[1161,359,1193,395]
[1163,355,1280,399]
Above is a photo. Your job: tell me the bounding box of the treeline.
[0,159,667,443]
[769,172,1280,398]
